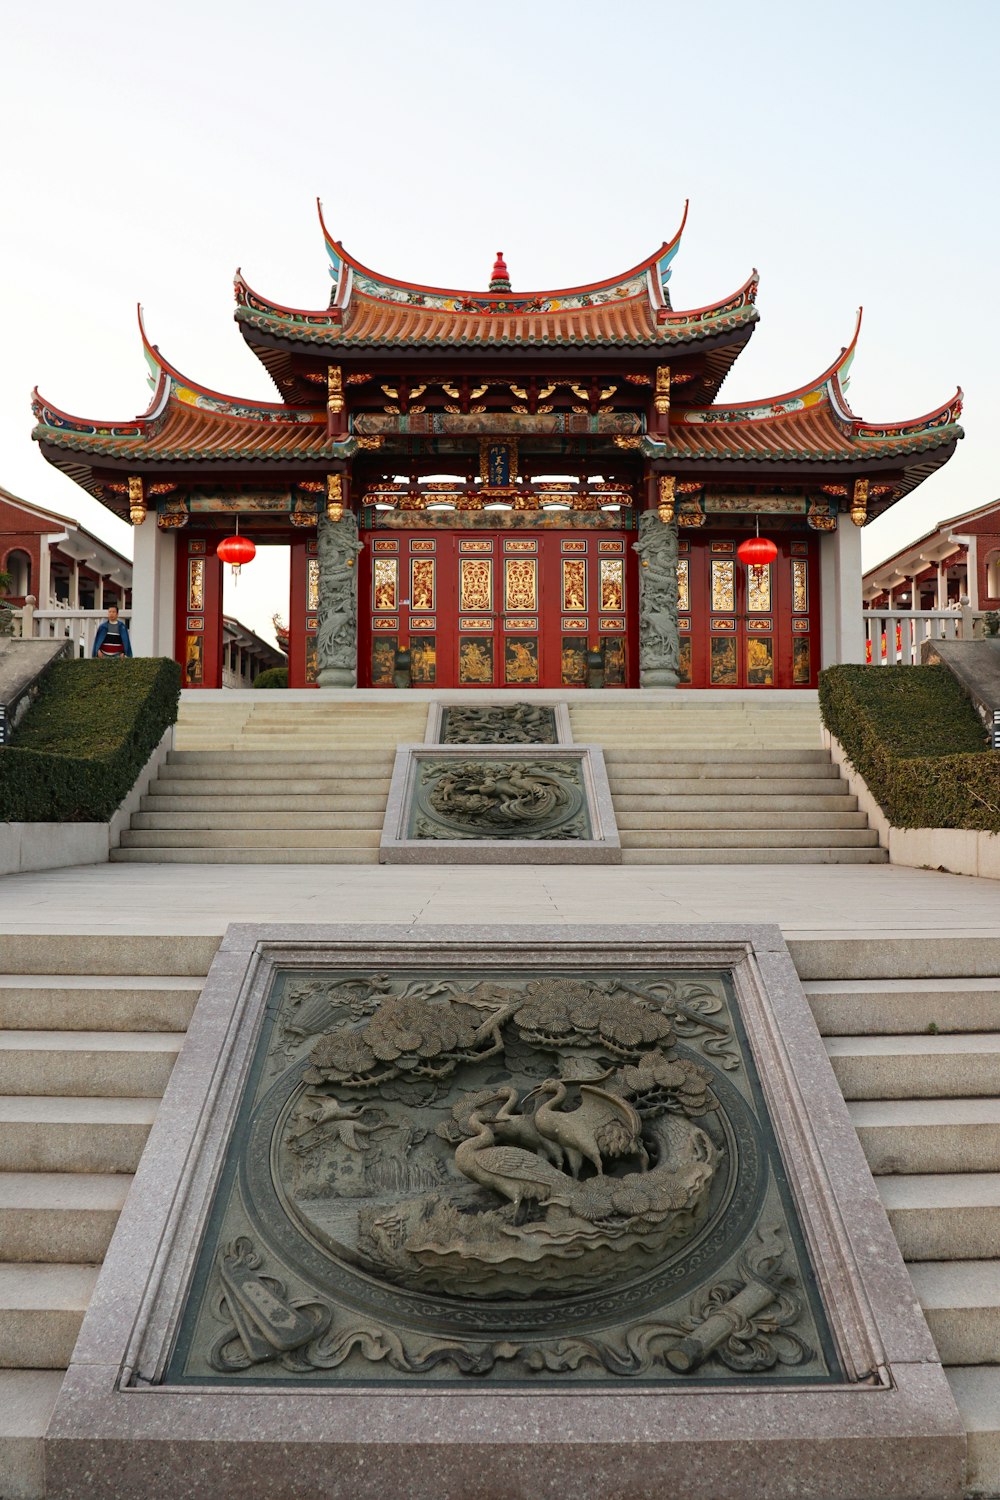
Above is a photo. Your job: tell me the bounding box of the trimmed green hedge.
[818,665,1000,832]
[253,667,289,689]
[0,657,181,822]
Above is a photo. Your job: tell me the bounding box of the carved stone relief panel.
[165,961,841,1388]
[410,758,592,840]
[438,704,559,745]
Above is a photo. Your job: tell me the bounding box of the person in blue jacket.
[92,604,133,659]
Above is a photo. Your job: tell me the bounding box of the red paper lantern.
[737,536,778,567]
[216,534,256,576]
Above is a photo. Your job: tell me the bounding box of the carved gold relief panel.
[561,637,588,684]
[793,637,811,684]
[410,636,436,684]
[504,557,537,612]
[677,558,690,612]
[410,559,435,611]
[187,559,204,612]
[599,559,624,612]
[504,636,539,684]
[792,559,808,614]
[562,559,586,611]
[710,560,735,613]
[460,558,493,612]
[373,558,398,610]
[184,633,203,684]
[458,636,494,683]
[747,636,774,686]
[602,636,626,685]
[307,559,319,612]
[710,636,737,686]
[371,637,397,686]
[747,564,771,613]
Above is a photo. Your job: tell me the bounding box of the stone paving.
[0,859,995,936]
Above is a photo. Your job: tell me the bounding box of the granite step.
[620,852,887,864]
[155,763,395,782]
[805,979,1000,1036]
[0,1033,183,1099]
[167,749,401,765]
[0,1174,131,1263]
[605,762,842,781]
[947,1366,1000,1495]
[111,847,380,865]
[613,793,860,813]
[131,810,386,831]
[0,1369,61,1500]
[0,937,219,979]
[614,811,869,831]
[0,1097,158,1175]
[877,1174,1000,1261]
[140,793,389,813]
[848,1099,1000,1175]
[600,747,830,764]
[907,1260,1000,1365]
[119,829,381,850]
[609,776,850,797]
[620,828,880,850]
[825,1034,1000,1100]
[147,777,392,797]
[0,976,201,1033]
[0,1263,99,1369]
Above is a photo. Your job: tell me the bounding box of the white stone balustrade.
[862,608,986,664]
[11,600,132,658]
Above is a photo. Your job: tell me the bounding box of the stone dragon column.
[632,479,680,688]
[316,477,363,687]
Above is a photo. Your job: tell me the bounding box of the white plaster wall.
[820,524,865,668]
[130,524,177,658]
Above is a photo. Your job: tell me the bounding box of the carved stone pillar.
[315,511,363,688]
[632,509,680,688]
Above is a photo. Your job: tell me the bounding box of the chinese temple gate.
[32,206,962,690]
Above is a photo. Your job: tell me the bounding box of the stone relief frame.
[379,745,621,863]
[423,700,573,745]
[47,924,964,1500]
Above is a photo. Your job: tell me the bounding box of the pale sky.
[2,0,997,647]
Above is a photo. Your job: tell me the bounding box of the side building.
[32,206,962,690]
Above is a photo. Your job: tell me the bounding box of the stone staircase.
[568,701,886,865]
[112,696,886,867]
[112,701,426,865]
[0,935,218,1500]
[793,935,1000,1498]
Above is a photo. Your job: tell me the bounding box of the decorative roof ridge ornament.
[489,251,511,293]
[313,198,689,305]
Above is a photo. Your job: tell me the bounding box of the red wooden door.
[288,537,319,688]
[175,534,223,688]
[677,533,820,688]
[359,530,635,688]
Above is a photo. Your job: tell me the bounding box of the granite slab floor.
[0,861,995,936]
